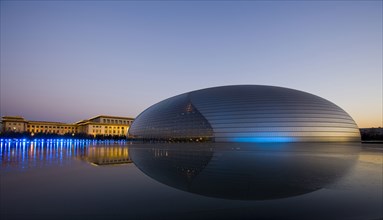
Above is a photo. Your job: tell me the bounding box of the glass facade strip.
[200,108,347,115]
[201,111,350,117]
[199,111,351,118]
[212,123,359,128]
[210,118,357,124]
[215,136,361,142]
[213,132,361,137]
[213,127,360,133]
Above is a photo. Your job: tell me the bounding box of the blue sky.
[1,0,382,127]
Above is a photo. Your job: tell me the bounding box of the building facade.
[1,115,134,137]
[1,116,28,133]
[129,85,361,142]
[27,121,76,135]
[76,115,134,137]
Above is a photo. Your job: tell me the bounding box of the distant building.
[360,128,383,141]
[27,121,76,135]
[1,116,28,133]
[76,115,134,137]
[1,115,135,137]
[360,128,383,135]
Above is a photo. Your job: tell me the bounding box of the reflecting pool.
[0,139,382,219]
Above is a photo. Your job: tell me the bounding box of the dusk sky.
[1,1,382,128]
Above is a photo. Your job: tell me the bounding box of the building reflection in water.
[130,142,360,200]
[79,145,131,165]
[0,139,130,170]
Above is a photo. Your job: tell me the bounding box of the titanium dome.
[129,85,360,142]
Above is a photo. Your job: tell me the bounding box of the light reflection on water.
[0,139,130,170]
[129,142,361,200]
[0,139,382,220]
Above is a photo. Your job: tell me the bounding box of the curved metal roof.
[129,85,360,142]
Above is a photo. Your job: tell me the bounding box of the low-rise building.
[27,121,76,135]
[1,116,28,132]
[75,115,134,137]
[1,115,135,137]
[360,127,383,141]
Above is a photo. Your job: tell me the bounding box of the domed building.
[129,85,360,142]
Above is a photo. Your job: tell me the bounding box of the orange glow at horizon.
[353,115,382,128]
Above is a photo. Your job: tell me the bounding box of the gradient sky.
[1,1,382,128]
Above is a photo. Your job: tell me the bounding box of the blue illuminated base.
[230,137,296,143]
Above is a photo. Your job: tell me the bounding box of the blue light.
[231,137,295,143]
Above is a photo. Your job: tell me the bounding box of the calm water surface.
[0,140,382,220]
